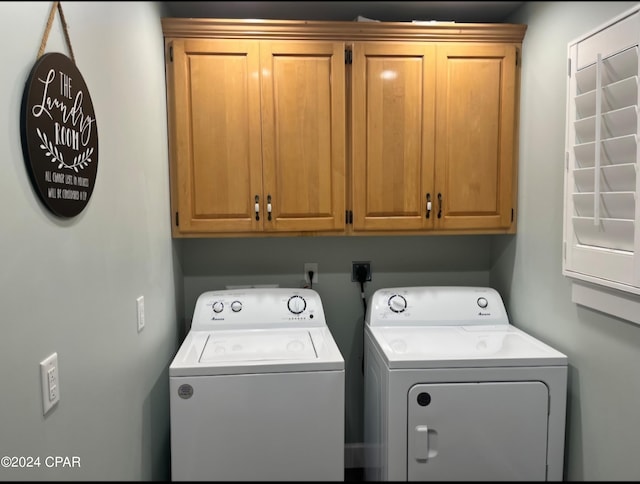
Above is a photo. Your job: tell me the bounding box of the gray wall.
[492,1,640,480]
[0,2,181,480]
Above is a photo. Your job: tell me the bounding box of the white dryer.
[363,286,568,481]
[170,288,345,481]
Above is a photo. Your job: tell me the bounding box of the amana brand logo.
[478,312,491,316]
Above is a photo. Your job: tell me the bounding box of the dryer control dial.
[388,294,407,313]
[230,300,243,312]
[212,301,224,313]
[287,295,307,314]
[477,297,488,309]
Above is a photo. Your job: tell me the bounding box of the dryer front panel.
[407,381,549,481]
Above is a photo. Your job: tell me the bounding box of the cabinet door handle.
[437,193,442,219]
[426,193,432,219]
[267,194,272,221]
[254,195,260,221]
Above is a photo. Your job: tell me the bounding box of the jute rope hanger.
[37,1,75,63]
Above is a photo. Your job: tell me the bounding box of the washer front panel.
[170,370,344,481]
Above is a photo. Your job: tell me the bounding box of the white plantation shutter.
[564,6,640,323]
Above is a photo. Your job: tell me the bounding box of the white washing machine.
[363,286,568,481]
[170,288,345,481]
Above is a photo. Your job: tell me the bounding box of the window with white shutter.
[564,5,640,324]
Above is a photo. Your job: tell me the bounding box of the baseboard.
[344,442,365,469]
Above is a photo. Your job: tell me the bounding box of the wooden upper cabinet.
[166,37,345,235]
[260,41,346,232]
[434,43,518,231]
[352,42,518,233]
[168,39,263,234]
[352,42,436,231]
[162,19,525,237]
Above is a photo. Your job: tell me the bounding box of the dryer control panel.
[366,286,509,327]
[191,288,327,330]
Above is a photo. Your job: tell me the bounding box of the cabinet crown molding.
[161,18,526,43]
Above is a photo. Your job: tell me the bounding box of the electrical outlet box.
[352,261,372,282]
[304,263,318,284]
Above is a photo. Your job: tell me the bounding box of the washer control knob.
[212,301,224,313]
[477,297,488,309]
[231,300,243,313]
[388,295,407,313]
[287,295,306,314]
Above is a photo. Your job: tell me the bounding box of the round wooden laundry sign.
[20,52,98,218]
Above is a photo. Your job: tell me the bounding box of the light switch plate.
[40,352,59,415]
[137,296,145,332]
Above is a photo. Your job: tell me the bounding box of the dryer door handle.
[413,425,429,462]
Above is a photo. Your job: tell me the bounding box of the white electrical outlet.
[40,352,59,415]
[137,296,145,332]
[304,263,318,284]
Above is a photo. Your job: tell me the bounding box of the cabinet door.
[168,39,263,234]
[352,42,436,231]
[434,44,517,230]
[260,41,346,232]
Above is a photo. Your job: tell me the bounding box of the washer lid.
[200,329,317,363]
[368,325,567,369]
[170,327,344,376]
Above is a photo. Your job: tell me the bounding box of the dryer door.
[407,381,549,481]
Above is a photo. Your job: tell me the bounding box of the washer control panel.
[367,286,509,327]
[191,288,326,330]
